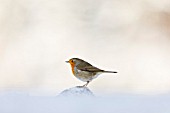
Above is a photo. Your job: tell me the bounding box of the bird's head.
[66,58,84,66]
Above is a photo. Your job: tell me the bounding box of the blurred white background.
[0,0,170,95]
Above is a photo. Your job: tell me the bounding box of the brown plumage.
[66,58,117,86]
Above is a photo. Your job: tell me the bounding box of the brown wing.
[77,65,104,72]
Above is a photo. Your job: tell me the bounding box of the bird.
[66,58,117,87]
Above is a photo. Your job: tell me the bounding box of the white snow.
[0,88,169,113]
[59,86,94,97]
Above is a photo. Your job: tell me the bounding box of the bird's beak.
[65,61,69,63]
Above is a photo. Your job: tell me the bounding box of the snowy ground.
[0,87,170,113]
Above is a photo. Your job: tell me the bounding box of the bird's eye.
[69,59,73,63]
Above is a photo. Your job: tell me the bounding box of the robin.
[66,58,117,87]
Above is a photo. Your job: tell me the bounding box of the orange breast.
[70,63,75,75]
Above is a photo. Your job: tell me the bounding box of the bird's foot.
[76,81,90,88]
[83,81,89,87]
[77,85,85,88]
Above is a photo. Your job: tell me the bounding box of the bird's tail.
[103,71,117,73]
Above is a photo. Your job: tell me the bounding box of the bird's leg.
[83,81,90,87]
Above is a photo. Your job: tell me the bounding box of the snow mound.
[59,86,94,97]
